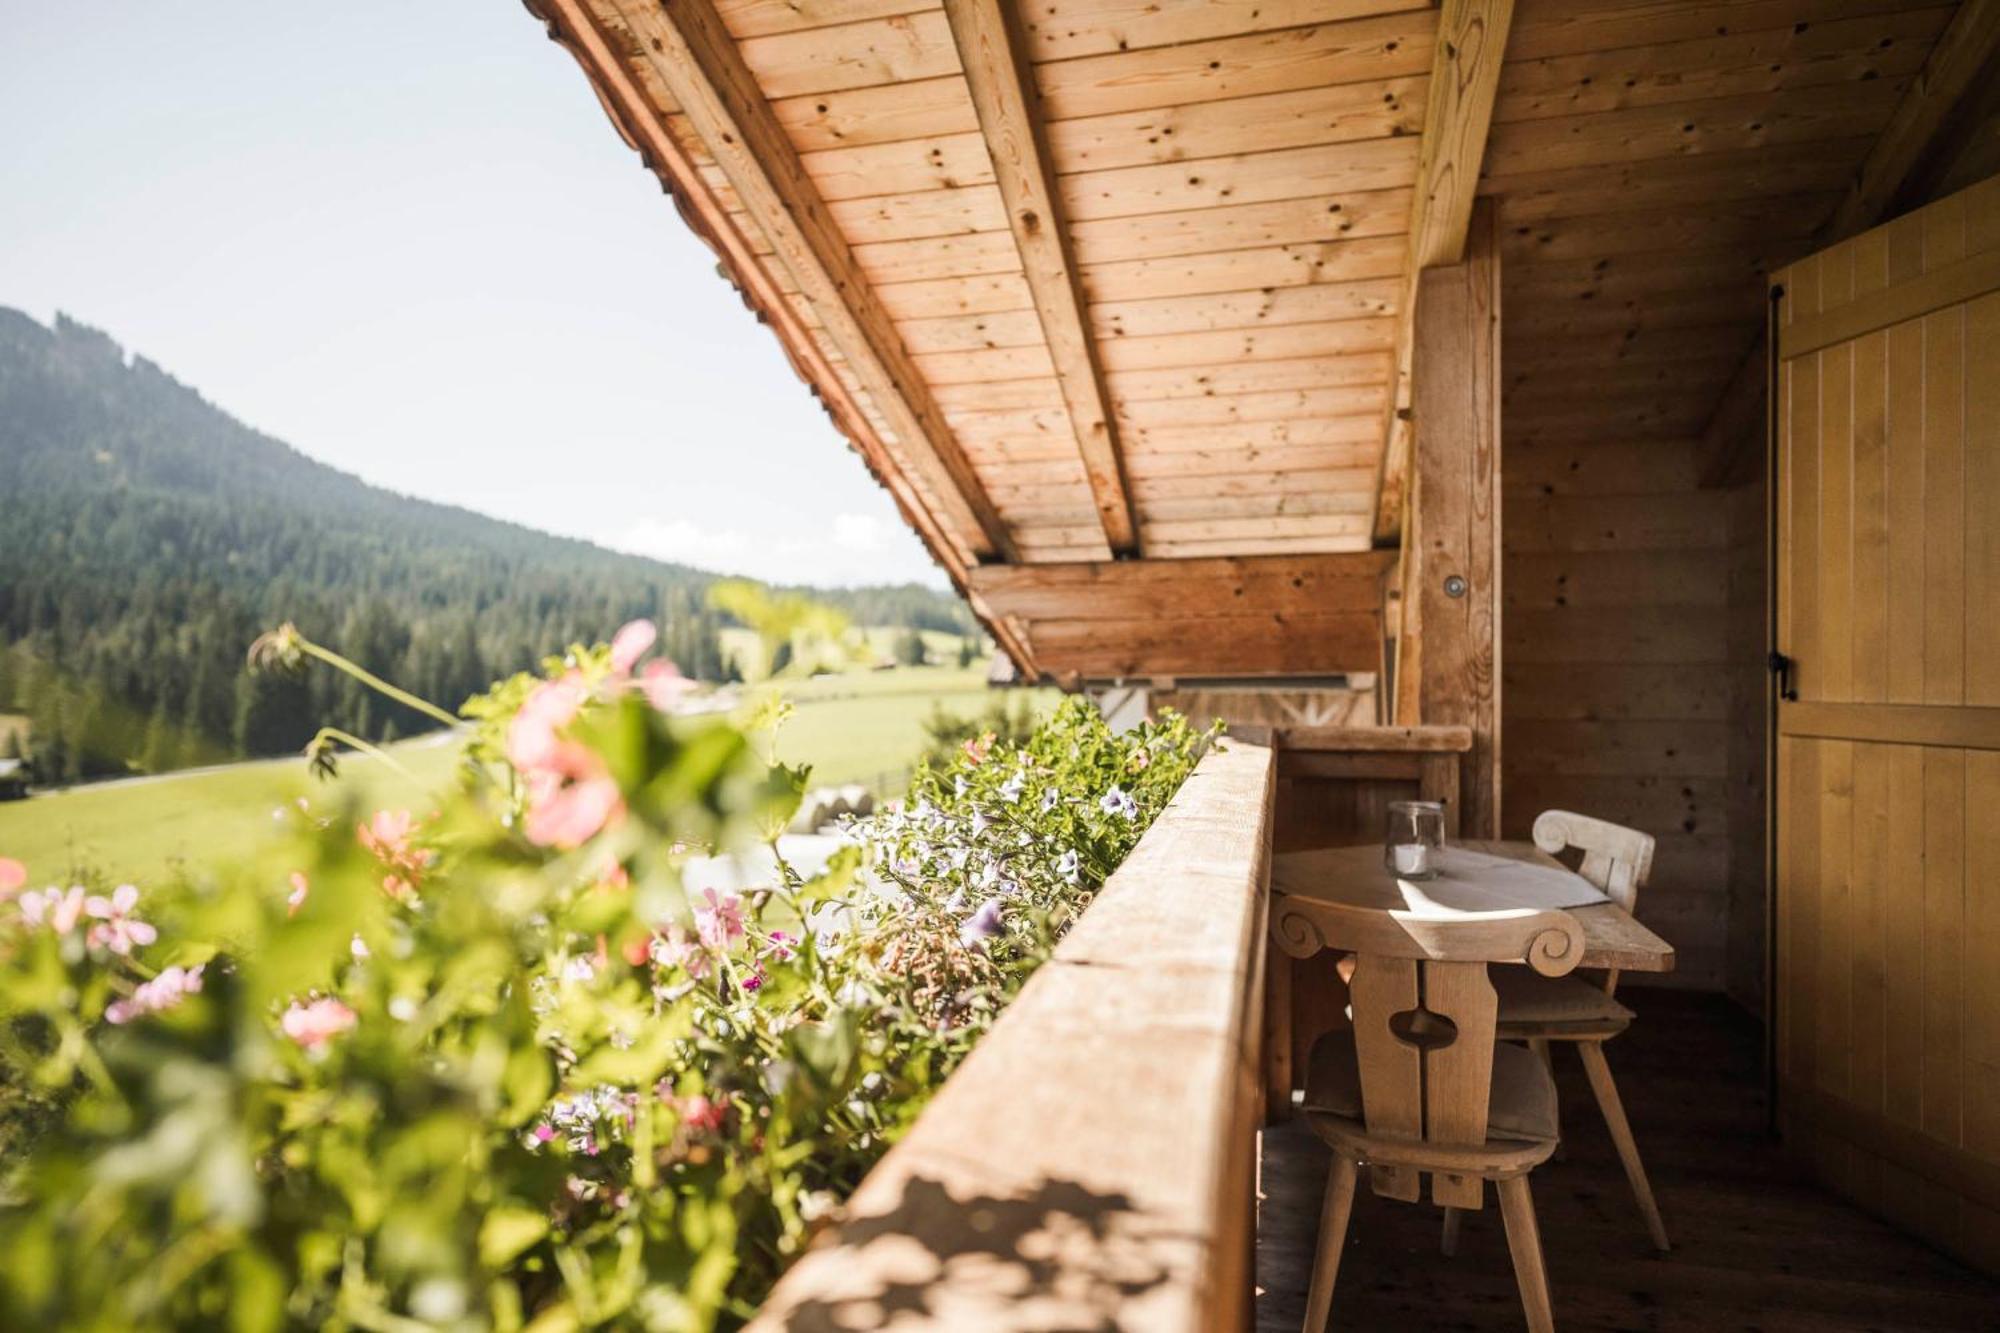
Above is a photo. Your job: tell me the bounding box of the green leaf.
[228,1247,287,1333]
[480,1207,550,1270]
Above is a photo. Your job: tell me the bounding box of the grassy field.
[0,666,1055,886]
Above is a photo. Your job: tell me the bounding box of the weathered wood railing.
[747,740,1277,1331]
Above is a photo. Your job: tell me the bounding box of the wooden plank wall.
[1774,174,2000,1276]
[1724,469,1770,1014]
[1501,433,1733,990]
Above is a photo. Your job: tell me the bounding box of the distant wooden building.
[0,758,28,801]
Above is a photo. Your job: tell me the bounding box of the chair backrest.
[1273,894,1583,1206]
[1532,809,1655,914]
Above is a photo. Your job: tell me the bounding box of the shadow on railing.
[768,1174,1173,1331]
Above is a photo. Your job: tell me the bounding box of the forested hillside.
[0,309,972,781]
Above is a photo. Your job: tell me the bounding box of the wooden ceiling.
[527,0,1998,681]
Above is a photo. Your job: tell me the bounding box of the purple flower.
[1099,786,1138,820]
[959,897,1005,947]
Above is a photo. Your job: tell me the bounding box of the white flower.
[999,770,1027,802]
[1057,849,1081,884]
[20,886,87,934]
[1099,786,1138,820]
[1040,788,1059,814]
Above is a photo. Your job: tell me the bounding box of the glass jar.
[1384,799,1447,881]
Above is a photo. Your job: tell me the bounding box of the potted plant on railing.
[0,619,1212,1330]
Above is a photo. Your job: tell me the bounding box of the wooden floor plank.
[1257,993,1999,1332]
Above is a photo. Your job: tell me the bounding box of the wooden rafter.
[1697,0,2000,489]
[943,0,1139,556]
[603,0,1020,565]
[1372,0,1515,545]
[527,0,1036,674]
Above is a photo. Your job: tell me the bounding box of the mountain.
[0,308,972,781]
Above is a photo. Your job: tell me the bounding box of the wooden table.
[1263,839,1674,1118]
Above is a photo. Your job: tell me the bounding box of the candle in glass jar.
[1383,799,1447,882]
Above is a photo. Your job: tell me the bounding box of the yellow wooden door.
[1774,173,2000,1274]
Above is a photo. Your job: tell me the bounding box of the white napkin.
[1273,844,1608,915]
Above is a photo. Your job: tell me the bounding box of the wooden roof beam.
[943,0,1139,557]
[604,0,1020,564]
[1698,0,2000,488]
[972,552,1394,679]
[1372,0,1516,545]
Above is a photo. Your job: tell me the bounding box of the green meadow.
[0,666,1054,886]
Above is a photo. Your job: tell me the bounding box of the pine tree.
[138,698,176,773]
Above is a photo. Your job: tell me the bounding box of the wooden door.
[1774,173,2000,1274]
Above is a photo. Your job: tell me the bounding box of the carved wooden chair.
[1487,809,1668,1252]
[1273,893,1587,1333]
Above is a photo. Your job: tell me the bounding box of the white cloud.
[615,518,751,570]
[831,511,889,552]
[612,506,950,588]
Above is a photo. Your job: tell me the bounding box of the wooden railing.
[747,740,1277,1332]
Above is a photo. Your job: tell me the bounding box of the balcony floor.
[1256,991,1998,1331]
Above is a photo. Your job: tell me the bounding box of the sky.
[0,1,947,588]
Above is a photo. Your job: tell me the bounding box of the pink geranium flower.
[505,673,588,773]
[19,886,87,934]
[358,810,432,897]
[692,888,745,951]
[106,964,205,1026]
[522,743,625,848]
[640,659,694,713]
[85,884,158,956]
[0,858,25,897]
[675,1093,726,1135]
[610,619,658,675]
[281,996,358,1049]
[649,925,711,979]
[357,810,415,862]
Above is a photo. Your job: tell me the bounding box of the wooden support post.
[1400,199,1502,837]
[1373,0,1516,543]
